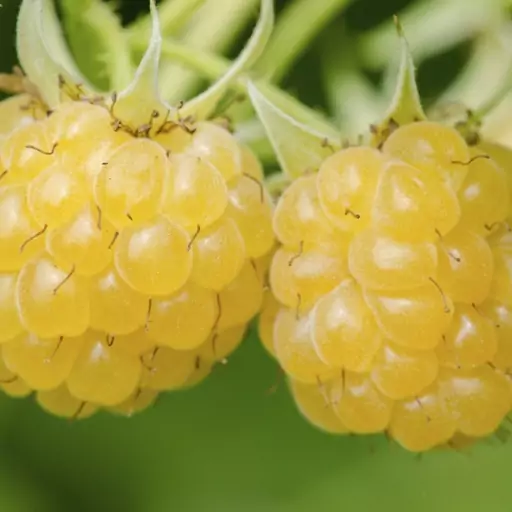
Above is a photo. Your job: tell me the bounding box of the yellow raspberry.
[388,383,456,452]
[36,385,98,420]
[289,379,348,434]
[2,332,82,391]
[264,119,512,452]
[0,0,277,419]
[110,388,158,417]
[316,147,385,232]
[258,290,279,358]
[0,96,273,418]
[382,121,471,190]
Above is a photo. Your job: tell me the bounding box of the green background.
[0,0,512,511]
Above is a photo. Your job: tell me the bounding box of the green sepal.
[179,0,274,121]
[248,79,340,179]
[16,0,97,108]
[114,0,273,130]
[371,18,426,146]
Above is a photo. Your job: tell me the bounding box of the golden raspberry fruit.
[261,120,512,452]
[0,0,276,418]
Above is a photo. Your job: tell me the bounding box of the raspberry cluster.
[0,93,274,418]
[262,120,512,452]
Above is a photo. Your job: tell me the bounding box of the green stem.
[321,35,383,136]
[359,0,503,70]
[132,35,338,143]
[154,38,335,132]
[474,74,512,121]
[432,27,512,123]
[131,36,240,90]
[160,40,230,84]
[159,0,260,103]
[129,0,207,39]
[255,0,352,82]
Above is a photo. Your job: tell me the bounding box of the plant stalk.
[159,0,260,103]
[129,0,207,39]
[255,0,352,82]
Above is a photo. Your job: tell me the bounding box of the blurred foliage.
[2,0,512,511]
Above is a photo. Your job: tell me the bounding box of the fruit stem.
[320,32,383,136]
[434,28,512,118]
[254,0,352,82]
[158,0,261,103]
[157,39,233,87]
[128,0,207,39]
[473,74,512,122]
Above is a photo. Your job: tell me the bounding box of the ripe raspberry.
[264,121,512,452]
[0,95,273,417]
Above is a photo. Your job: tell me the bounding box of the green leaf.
[248,79,340,179]
[372,18,426,145]
[59,0,134,91]
[179,0,274,121]
[16,0,96,107]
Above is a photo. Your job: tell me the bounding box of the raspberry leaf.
[17,0,96,107]
[248,79,340,179]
